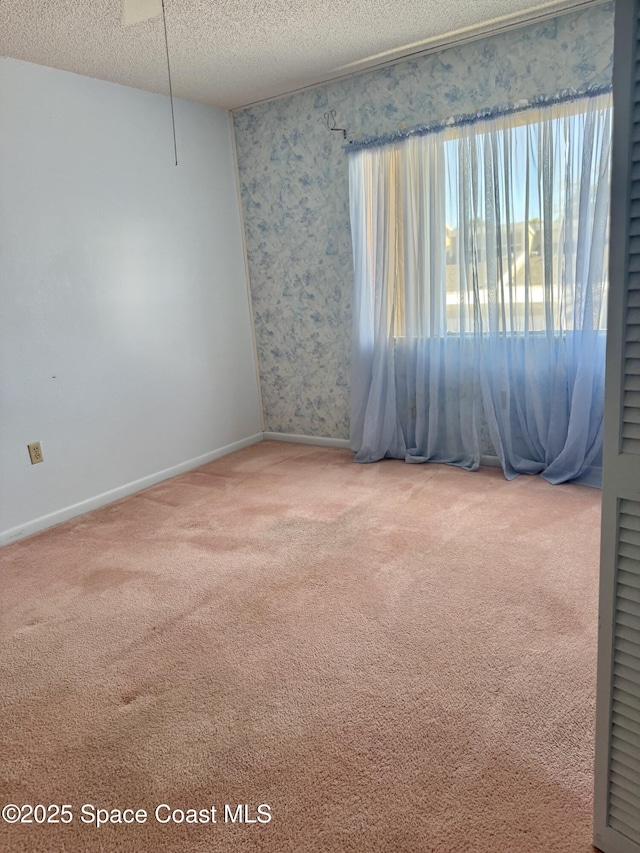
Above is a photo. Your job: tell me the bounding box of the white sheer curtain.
[349,92,612,485]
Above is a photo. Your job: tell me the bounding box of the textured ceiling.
[0,0,601,109]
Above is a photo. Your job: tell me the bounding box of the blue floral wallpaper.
[233,3,614,440]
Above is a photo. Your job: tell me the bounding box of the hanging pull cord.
[161,0,177,166]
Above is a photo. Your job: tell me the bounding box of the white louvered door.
[593,1,640,851]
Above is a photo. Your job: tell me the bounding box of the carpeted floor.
[0,440,601,852]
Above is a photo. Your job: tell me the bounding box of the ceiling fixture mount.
[122,0,162,26]
[122,0,177,165]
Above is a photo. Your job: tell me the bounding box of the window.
[352,95,612,340]
[348,91,612,486]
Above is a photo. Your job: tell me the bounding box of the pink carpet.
[0,441,601,852]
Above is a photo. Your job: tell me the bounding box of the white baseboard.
[263,431,351,449]
[2,435,500,546]
[263,434,500,467]
[0,432,264,547]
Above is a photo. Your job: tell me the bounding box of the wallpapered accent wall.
[233,3,614,440]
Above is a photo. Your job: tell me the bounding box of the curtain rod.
[345,84,612,153]
[231,0,610,112]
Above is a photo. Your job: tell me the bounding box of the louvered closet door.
[594,2,640,851]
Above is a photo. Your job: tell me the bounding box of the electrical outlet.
[27,442,44,464]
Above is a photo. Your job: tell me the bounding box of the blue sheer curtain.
[348,93,612,486]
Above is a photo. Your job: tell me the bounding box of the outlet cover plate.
[27,442,43,464]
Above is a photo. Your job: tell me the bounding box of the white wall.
[0,58,262,544]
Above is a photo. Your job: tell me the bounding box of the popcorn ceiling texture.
[0,0,598,109]
[233,3,614,440]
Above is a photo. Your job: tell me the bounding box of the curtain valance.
[345,84,612,153]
